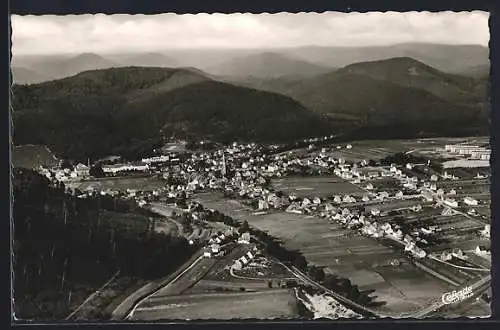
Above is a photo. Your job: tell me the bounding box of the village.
[32,136,492,318]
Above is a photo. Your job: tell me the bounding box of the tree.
[89,164,105,178]
[238,220,250,234]
[60,159,73,170]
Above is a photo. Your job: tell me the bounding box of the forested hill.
[12,168,197,320]
[12,66,334,162]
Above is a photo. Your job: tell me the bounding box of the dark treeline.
[380,152,444,172]
[12,169,198,320]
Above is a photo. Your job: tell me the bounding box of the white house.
[238,232,251,244]
[75,163,90,176]
[444,199,458,208]
[430,175,438,182]
[370,208,381,216]
[463,196,479,206]
[258,199,270,210]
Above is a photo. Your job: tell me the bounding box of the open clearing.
[12,144,59,169]
[67,176,166,192]
[131,289,298,320]
[272,176,364,197]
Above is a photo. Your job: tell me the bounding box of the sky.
[11,11,489,56]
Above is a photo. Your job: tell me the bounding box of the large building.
[445,144,491,160]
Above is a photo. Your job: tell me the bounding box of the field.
[99,210,152,234]
[272,176,364,197]
[67,176,166,192]
[194,192,454,316]
[12,144,59,169]
[131,289,299,320]
[129,243,302,320]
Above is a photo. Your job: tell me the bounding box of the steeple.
[222,152,227,178]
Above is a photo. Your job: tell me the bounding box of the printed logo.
[441,286,473,304]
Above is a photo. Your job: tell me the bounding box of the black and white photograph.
[10,11,492,321]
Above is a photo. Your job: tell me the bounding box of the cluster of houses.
[232,246,260,270]
[37,163,91,183]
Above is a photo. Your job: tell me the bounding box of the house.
[240,256,249,265]
[475,246,490,256]
[362,195,370,202]
[430,175,438,182]
[211,244,221,253]
[444,198,458,208]
[378,191,389,200]
[343,195,353,203]
[395,191,404,199]
[258,199,270,210]
[75,163,90,176]
[406,163,413,170]
[286,203,303,214]
[451,248,467,260]
[238,232,251,244]
[301,198,312,207]
[441,207,454,216]
[313,197,322,205]
[203,251,212,258]
[324,203,336,213]
[370,208,381,216]
[463,196,479,206]
[449,189,457,195]
[333,195,342,203]
[346,144,353,149]
[480,225,490,238]
[233,260,243,270]
[436,188,444,196]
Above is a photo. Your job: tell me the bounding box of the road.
[125,244,238,320]
[65,270,121,320]
[126,254,215,320]
[410,274,491,318]
[281,263,381,318]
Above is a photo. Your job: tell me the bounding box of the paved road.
[410,274,491,318]
[126,255,213,320]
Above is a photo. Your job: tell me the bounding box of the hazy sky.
[11,11,489,56]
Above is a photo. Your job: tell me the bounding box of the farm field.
[271,175,364,198]
[12,144,59,169]
[131,289,299,320]
[67,176,166,192]
[194,192,453,315]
